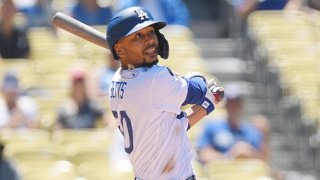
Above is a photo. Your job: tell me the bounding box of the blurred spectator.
[55,67,107,130]
[115,0,191,27]
[69,0,112,25]
[196,84,269,163]
[18,0,53,28]
[307,0,320,10]
[0,143,20,180]
[251,114,271,162]
[227,0,304,53]
[229,0,304,19]
[0,71,38,129]
[257,0,305,11]
[90,53,119,97]
[257,0,289,10]
[0,0,30,59]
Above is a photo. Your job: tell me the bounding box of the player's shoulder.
[151,64,175,77]
[116,65,175,80]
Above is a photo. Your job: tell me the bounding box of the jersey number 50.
[112,110,134,154]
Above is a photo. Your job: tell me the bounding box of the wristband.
[199,97,215,115]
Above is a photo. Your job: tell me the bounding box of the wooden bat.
[51,12,109,50]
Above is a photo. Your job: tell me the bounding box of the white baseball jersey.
[109,64,194,180]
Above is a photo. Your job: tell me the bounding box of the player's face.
[116,26,159,69]
[226,98,243,122]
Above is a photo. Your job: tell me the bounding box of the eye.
[149,30,156,36]
[135,33,143,39]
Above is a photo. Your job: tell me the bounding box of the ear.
[114,43,124,58]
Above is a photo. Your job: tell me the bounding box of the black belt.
[134,174,196,180]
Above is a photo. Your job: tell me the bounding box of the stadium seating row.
[0,128,272,180]
[248,10,320,123]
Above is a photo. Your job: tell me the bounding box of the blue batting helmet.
[106,6,169,60]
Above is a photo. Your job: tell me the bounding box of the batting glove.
[198,79,224,115]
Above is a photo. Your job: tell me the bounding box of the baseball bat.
[51,12,109,50]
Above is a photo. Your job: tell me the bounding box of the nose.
[145,35,156,46]
[145,38,154,46]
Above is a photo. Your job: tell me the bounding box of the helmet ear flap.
[111,43,122,60]
[156,30,169,59]
[111,48,120,60]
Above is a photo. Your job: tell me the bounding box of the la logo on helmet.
[135,9,149,20]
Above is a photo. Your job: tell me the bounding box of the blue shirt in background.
[71,4,112,25]
[115,0,190,27]
[197,119,262,153]
[258,0,288,10]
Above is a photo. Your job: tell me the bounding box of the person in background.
[0,0,30,59]
[18,0,53,28]
[115,0,191,27]
[257,0,302,10]
[229,0,303,19]
[0,72,38,129]
[0,142,20,180]
[69,0,112,25]
[196,84,269,163]
[226,0,304,58]
[55,67,107,130]
[307,0,320,10]
[251,114,271,163]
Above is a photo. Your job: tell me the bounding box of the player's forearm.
[186,104,207,128]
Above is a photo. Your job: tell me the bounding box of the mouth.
[144,46,158,56]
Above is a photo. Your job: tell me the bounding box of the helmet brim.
[125,21,166,37]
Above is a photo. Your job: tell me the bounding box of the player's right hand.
[207,79,224,104]
[198,79,224,115]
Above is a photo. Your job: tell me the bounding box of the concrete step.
[203,57,247,81]
[194,38,240,58]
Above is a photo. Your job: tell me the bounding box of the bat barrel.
[52,12,109,50]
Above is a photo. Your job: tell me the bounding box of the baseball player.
[107,6,224,180]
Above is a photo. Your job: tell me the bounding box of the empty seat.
[4,141,62,162]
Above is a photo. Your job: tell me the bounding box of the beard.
[141,59,159,68]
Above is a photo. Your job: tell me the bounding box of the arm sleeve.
[249,126,263,150]
[182,76,207,106]
[150,67,188,114]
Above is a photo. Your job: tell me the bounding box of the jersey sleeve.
[182,76,207,106]
[150,67,188,114]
